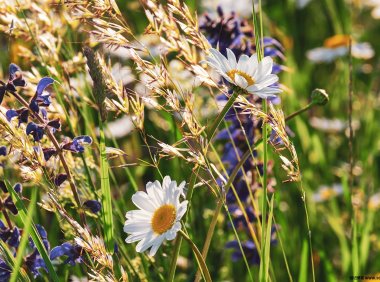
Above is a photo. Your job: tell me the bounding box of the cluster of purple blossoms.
[1,64,96,187]
[201,7,280,265]
[0,64,102,278]
[0,181,49,278]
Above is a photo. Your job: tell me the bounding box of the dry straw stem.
[65,0,132,49]
[67,0,212,138]
[0,111,37,166]
[49,194,116,278]
[238,98,301,183]
[8,90,87,224]
[143,0,210,64]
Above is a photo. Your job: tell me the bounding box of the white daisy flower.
[312,184,343,203]
[124,176,188,256]
[206,48,281,99]
[306,35,375,63]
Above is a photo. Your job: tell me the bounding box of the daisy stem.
[260,98,269,282]
[178,230,212,282]
[206,88,242,142]
[168,169,199,281]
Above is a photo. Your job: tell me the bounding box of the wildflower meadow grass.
[0,0,379,281]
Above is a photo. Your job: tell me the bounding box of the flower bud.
[311,88,329,106]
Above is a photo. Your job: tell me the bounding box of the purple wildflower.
[29,77,55,113]
[50,242,84,266]
[62,135,93,153]
[83,200,102,214]
[26,122,45,142]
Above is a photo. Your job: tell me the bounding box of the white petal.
[146,181,164,206]
[234,74,248,89]
[165,222,181,240]
[246,84,260,92]
[162,176,172,189]
[246,53,258,76]
[256,74,279,87]
[250,87,281,99]
[352,42,375,59]
[123,221,151,233]
[125,232,148,243]
[210,48,231,72]
[220,72,234,84]
[126,209,152,220]
[206,57,222,70]
[226,48,237,68]
[136,232,157,253]
[237,54,250,73]
[254,56,273,80]
[148,236,165,256]
[177,181,186,198]
[176,200,188,220]
[132,191,157,212]
[306,47,346,63]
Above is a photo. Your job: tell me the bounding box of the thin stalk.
[260,99,269,282]
[207,89,242,142]
[10,188,37,282]
[300,184,316,282]
[9,90,86,225]
[99,119,114,253]
[223,203,254,282]
[179,230,212,282]
[168,168,199,281]
[169,88,242,280]
[348,35,359,276]
[285,102,314,122]
[2,209,13,229]
[195,101,309,279]
[193,198,223,282]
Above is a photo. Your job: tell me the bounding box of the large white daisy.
[206,48,281,99]
[124,176,188,256]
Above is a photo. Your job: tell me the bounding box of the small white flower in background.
[368,193,380,210]
[206,48,282,99]
[312,184,343,203]
[306,35,375,63]
[124,176,187,256]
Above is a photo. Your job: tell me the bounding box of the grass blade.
[0,241,30,282]
[100,119,114,253]
[10,188,37,282]
[6,181,59,282]
[298,239,308,282]
[263,195,274,280]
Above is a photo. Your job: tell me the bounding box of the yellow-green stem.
[168,169,199,281]
[260,99,269,282]
[179,230,212,282]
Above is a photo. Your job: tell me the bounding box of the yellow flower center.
[323,35,350,49]
[320,188,336,200]
[227,69,255,86]
[151,204,177,234]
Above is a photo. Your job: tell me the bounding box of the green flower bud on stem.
[311,88,329,106]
